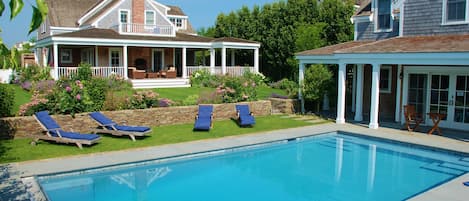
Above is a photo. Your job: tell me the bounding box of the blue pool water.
[37,133,469,201]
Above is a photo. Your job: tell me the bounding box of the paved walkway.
[1,123,469,200]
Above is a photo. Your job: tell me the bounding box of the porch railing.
[111,23,175,36]
[187,66,254,77]
[57,67,126,79]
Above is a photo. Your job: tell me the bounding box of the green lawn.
[0,115,327,164]
[11,84,32,115]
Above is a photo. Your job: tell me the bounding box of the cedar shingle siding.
[356,21,399,41]
[403,0,469,36]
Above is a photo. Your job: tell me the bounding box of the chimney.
[132,0,145,24]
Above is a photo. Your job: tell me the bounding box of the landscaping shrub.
[17,92,48,116]
[242,71,267,87]
[190,69,219,87]
[215,76,258,103]
[72,63,93,81]
[17,65,51,83]
[182,95,199,106]
[0,84,14,117]
[102,92,131,111]
[128,90,159,109]
[85,78,108,111]
[53,80,94,116]
[32,80,55,94]
[270,78,299,98]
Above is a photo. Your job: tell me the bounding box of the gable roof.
[167,5,186,16]
[45,0,100,27]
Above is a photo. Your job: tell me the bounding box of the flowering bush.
[52,80,94,116]
[18,91,49,116]
[128,90,159,109]
[32,80,55,94]
[190,69,219,87]
[242,71,267,87]
[158,98,174,107]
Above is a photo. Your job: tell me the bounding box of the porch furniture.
[33,111,101,149]
[128,67,146,79]
[403,105,423,132]
[160,67,177,78]
[89,112,152,141]
[194,105,213,131]
[235,104,256,127]
[427,112,446,135]
[146,72,160,78]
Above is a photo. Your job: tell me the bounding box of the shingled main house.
[35,0,260,88]
[297,0,469,131]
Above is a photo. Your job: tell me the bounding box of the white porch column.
[352,65,356,113]
[254,48,259,73]
[210,48,215,74]
[182,47,187,78]
[231,49,235,66]
[53,44,59,80]
[395,65,402,122]
[95,46,99,66]
[221,47,227,75]
[369,63,381,129]
[354,64,364,122]
[299,62,306,114]
[123,45,128,79]
[337,62,347,124]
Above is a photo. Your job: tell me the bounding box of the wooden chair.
[403,105,423,132]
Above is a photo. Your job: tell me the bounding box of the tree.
[302,64,333,112]
[0,0,48,55]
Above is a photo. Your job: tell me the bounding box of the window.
[109,49,121,67]
[40,19,46,34]
[377,0,391,30]
[120,10,129,24]
[176,18,182,27]
[145,11,155,25]
[380,66,392,93]
[447,0,466,22]
[60,49,72,64]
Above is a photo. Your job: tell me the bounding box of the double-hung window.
[376,0,392,31]
[380,66,392,93]
[120,10,129,24]
[145,11,155,25]
[446,0,467,22]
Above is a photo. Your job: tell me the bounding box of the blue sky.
[0,0,278,47]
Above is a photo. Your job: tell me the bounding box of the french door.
[428,73,469,130]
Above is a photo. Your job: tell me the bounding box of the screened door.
[454,75,469,126]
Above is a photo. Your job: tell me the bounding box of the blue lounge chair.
[89,112,152,141]
[194,105,213,131]
[236,104,255,127]
[33,111,101,149]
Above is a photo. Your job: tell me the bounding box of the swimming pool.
[37,132,469,201]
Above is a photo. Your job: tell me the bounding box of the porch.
[296,35,469,131]
[34,28,261,88]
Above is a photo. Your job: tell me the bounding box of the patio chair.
[33,111,101,149]
[194,105,213,131]
[235,104,255,127]
[403,105,423,132]
[464,181,469,187]
[89,112,152,141]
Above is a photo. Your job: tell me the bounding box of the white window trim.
[145,10,156,25]
[119,9,130,24]
[41,19,47,34]
[109,48,122,67]
[60,49,73,64]
[441,0,469,25]
[373,0,393,33]
[380,65,392,94]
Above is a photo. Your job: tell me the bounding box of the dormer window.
[120,10,129,24]
[170,18,184,28]
[145,11,155,25]
[446,0,466,22]
[376,0,392,31]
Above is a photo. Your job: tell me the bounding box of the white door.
[428,73,469,130]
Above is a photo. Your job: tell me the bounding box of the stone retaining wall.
[0,101,274,139]
[269,98,299,114]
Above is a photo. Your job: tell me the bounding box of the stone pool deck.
[1,123,469,200]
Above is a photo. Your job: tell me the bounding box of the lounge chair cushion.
[113,125,151,132]
[194,105,213,131]
[89,112,117,126]
[50,130,100,140]
[35,111,62,130]
[90,112,151,132]
[236,105,255,126]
